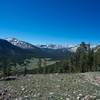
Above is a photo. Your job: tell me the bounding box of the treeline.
[32,42,100,74]
[0,42,100,77]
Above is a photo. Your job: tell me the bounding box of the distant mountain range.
[0,38,46,63]
[0,37,98,62]
[5,38,72,59]
[0,39,33,63]
[6,38,79,52]
[6,38,38,49]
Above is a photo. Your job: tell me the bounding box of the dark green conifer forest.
[0,42,100,77]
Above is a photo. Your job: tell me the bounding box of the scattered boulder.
[5,76,17,81]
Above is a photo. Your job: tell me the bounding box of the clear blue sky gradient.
[0,0,100,45]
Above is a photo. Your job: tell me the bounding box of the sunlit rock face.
[6,38,37,49]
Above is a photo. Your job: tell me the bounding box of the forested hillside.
[0,42,100,77]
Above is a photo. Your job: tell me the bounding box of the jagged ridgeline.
[0,38,72,76]
[0,38,100,76]
[6,38,72,59]
[0,38,73,65]
[0,39,41,63]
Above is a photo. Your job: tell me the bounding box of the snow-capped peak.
[6,38,36,49]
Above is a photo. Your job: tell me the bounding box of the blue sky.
[0,0,100,45]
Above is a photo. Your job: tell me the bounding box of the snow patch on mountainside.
[6,38,37,49]
[6,38,81,52]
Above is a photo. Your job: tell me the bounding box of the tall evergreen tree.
[22,59,30,76]
[37,58,42,73]
[43,58,47,74]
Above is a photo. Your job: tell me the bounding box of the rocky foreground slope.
[0,72,100,100]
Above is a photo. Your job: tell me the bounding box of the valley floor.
[0,72,100,100]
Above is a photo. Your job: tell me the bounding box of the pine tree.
[94,48,100,71]
[24,66,27,76]
[1,57,12,77]
[43,58,47,74]
[22,59,30,75]
[75,42,89,72]
[37,58,42,73]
